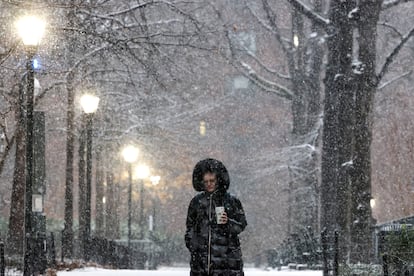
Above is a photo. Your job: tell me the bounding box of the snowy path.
[57,267,323,276]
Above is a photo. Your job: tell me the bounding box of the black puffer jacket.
[185,159,247,276]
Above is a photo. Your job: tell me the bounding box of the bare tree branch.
[378,22,404,38]
[240,62,294,100]
[0,42,18,66]
[261,0,291,58]
[0,134,15,176]
[245,50,291,80]
[377,70,413,90]
[286,0,330,27]
[377,26,414,83]
[382,0,414,10]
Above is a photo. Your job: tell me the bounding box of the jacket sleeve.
[185,197,197,252]
[228,197,247,235]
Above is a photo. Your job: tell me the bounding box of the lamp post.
[121,145,139,249]
[16,15,45,276]
[149,176,160,232]
[135,164,150,239]
[0,131,5,154]
[80,94,99,261]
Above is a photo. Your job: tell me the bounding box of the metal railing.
[87,236,147,269]
[383,254,414,276]
[0,231,163,273]
[259,228,336,273]
[321,229,339,276]
[0,233,156,274]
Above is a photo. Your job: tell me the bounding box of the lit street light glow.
[16,16,46,46]
[135,164,150,180]
[122,145,139,163]
[150,175,161,186]
[80,94,100,114]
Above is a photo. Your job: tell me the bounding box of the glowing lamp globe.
[16,16,46,46]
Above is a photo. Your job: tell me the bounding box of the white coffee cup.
[215,206,225,224]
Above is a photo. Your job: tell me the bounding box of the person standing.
[185,158,247,276]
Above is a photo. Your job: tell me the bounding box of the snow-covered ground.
[57,266,323,276]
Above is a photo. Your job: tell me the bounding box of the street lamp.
[16,16,46,47]
[150,176,160,186]
[149,176,161,232]
[122,145,139,249]
[135,164,150,239]
[0,132,5,154]
[80,94,99,260]
[16,15,45,276]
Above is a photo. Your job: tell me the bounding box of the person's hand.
[220,211,228,224]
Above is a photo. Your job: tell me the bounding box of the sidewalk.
[57,266,323,276]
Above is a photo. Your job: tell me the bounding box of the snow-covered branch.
[240,62,294,100]
[65,45,112,78]
[378,70,413,90]
[286,0,330,27]
[245,50,291,80]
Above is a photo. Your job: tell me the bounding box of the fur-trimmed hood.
[192,158,230,192]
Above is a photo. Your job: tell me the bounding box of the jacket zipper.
[208,194,212,275]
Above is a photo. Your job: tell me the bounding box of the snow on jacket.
[185,158,247,276]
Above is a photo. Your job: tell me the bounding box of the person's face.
[203,172,217,193]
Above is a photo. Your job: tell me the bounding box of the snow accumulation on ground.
[57,266,323,276]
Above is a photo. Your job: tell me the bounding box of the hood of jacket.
[192,158,230,192]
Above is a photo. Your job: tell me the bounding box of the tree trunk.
[62,0,77,258]
[62,79,75,259]
[321,0,355,263]
[7,81,26,255]
[105,171,120,239]
[349,0,381,263]
[288,1,323,236]
[335,0,356,263]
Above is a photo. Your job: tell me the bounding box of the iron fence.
[0,232,159,275]
[382,253,414,276]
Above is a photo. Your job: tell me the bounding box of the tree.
[220,0,324,237]
[317,0,413,263]
[0,1,28,255]
[227,0,414,264]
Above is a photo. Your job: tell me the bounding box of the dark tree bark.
[335,0,357,263]
[321,0,382,264]
[304,0,324,235]
[257,0,324,236]
[7,81,26,255]
[105,171,120,239]
[62,0,77,259]
[321,0,355,263]
[349,0,382,262]
[62,75,75,259]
